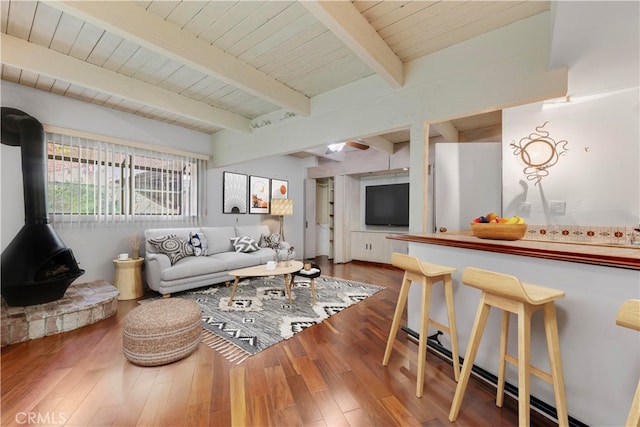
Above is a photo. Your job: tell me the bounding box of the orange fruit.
[486,212,498,221]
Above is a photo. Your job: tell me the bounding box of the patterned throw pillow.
[230,236,260,253]
[259,233,281,249]
[148,234,193,265]
[189,231,208,256]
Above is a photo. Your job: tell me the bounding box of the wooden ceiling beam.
[431,121,459,142]
[1,34,252,133]
[50,1,310,116]
[301,0,404,89]
[360,135,395,154]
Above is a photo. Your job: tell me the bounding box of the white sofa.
[144,225,295,296]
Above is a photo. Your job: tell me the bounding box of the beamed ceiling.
[1,1,549,149]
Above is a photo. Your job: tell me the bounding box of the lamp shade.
[270,198,293,216]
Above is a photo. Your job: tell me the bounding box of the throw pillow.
[148,234,193,265]
[259,233,281,249]
[230,236,260,253]
[189,231,208,256]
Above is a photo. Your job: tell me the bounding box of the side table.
[292,263,321,304]
[113,258,144,300]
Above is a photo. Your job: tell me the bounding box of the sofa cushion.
[148,235,193,265]
[200,226,236,254]
[160,256,227,281]
[234,225,271,244]
[209,251,265,270]
[230,236,260,253]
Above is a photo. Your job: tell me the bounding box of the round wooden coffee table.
[227,260,303,305]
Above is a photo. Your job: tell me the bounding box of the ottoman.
[123,298,202,366]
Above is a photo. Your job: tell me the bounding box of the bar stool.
[616,299,640,427]
[449,267,568,427]
[382,253,460,397]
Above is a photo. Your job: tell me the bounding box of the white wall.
[1,82,304,285]
[503,88,639,225]
[206,157,306,261]
[502,0,639,226]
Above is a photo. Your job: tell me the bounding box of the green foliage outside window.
[47,181,119,215]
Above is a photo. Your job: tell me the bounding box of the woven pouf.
[123,298,202,366]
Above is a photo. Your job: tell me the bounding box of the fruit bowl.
[470,223,527,240]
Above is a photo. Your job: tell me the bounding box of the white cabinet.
[351,231,393,263]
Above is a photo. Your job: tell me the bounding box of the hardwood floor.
[1,257,555,426]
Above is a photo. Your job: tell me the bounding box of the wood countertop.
[387,231,640,270]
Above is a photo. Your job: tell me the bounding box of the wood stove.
[1,107,84,306]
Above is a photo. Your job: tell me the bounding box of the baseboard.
[401,326,589,427]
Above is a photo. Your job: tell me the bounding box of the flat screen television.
[365,183,409,226]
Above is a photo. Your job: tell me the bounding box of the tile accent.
[1,281,119,347]
[524,224,637,246]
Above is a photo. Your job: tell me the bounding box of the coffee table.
[227,260,303,305]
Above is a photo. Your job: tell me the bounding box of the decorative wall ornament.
[249,175,270,214]
[250,112,297,129]
[510,121,569,185]
[271,179,288,199]
[223,172,247,214]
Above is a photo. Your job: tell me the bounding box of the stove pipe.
[1,107,84,306]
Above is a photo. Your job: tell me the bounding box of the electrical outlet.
[549,200,566,215]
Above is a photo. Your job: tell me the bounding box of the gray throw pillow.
[230,236,260,253]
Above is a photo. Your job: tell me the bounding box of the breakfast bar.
[387,232,640,426]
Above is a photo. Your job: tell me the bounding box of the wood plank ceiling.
[1,1,549,141]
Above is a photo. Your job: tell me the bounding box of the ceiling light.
[327,143,345,153]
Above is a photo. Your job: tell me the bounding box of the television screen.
[365,183,409,226]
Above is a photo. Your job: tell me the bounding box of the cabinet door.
[367,233,392,263]
[350,232,369,261]
[350,232,392,263]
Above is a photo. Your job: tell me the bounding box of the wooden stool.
[449,267,568,427]
[382,253,460,397]
[616,299,640,427]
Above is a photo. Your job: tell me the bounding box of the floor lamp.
[270,198,293,242]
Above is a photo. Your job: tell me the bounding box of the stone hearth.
[1,281,119,346]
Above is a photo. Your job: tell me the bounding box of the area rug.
[160,275,384,364]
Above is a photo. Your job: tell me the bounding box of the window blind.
[45,130,207,228]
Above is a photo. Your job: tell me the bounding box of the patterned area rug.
[164,275,384,364]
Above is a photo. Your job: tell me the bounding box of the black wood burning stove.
[1,107,84,306]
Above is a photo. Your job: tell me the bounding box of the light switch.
[549,200,566,215]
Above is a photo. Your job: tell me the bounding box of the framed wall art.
[249,175,270,214]
[271,179,288,199]
[223,172,247,214]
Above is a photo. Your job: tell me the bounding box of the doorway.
[312,177,334,260]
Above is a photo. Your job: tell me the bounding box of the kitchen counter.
[387,231,640,270]
[387,232,640,425]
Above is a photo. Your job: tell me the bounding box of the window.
[46,130,207,226]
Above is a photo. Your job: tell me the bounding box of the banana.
[506,216,519,224]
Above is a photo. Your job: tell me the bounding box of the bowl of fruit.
[470,213,527,241]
